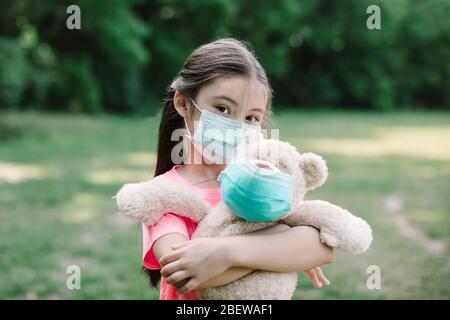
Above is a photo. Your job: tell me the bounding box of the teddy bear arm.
[283,200,373,254]
[115,178,210,226]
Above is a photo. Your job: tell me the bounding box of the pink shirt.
[142,165,222,300]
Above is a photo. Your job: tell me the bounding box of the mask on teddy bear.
[218,158,294,222]
[184,98,262,164]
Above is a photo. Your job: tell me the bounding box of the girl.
[142,38,334,300]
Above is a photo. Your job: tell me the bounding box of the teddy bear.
[115,138,373,300]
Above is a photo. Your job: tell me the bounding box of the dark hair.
[142,37,273,288]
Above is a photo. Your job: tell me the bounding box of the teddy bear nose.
[254,161,275,171]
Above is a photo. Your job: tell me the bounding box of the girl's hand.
[304,267,330,288]
[159,237,231,295]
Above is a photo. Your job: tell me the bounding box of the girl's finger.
[172,241,191,249]
[166,270,191,285]
[159,249,184,266]
[315,267,330,286]
[177,278,199,295]
[304,269,322,288]
[172,278,190,290]
[160,260,185,277]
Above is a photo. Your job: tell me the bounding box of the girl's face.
[174,76,268,166]
[176,76,268,135]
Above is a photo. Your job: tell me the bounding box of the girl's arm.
[152,232,191,262]
[197,224,333,289]
[225,225,334,272]
[160,225,334,293]
[153,233,254,288]
[196,223,291,289]
[154,224,291,289]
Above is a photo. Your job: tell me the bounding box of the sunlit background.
[0,0,449,299]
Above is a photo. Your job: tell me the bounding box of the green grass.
[1,110,449,299]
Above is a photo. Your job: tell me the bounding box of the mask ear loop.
[183,117,192,138]
[181,98,196,162]
[182,118,191,163]
[182,98,204,163]
[190,98,203,113]
[183,98,203,138]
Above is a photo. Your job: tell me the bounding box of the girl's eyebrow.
[212,95,238,106]
[248,107,265,113]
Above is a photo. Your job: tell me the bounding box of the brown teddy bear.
[115,138,373,299]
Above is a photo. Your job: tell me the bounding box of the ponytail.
[142,87,186,288]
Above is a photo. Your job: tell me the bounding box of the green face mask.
[218,158,294,222]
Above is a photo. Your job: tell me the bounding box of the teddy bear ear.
[299,152,328,191]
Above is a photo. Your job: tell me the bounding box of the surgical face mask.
[218,158,294,222]
[184,98,262,164]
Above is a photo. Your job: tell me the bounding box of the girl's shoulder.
[156,164,180,182]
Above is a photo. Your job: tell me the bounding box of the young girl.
[142,38,334,300]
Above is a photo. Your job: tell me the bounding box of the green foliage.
[0,37,28,107]
[54,56,101,112]
[0,0,449,112]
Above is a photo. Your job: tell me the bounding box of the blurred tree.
[0,37,28,107]
[0,0,448,112]
[0,0,151,113]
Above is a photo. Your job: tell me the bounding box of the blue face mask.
[218,158,294,222]
[184,99,262,164]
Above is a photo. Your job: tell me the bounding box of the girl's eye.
[246,115,260,122]
[215,105,230,114]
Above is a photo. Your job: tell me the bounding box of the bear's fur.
[115,138,373,299]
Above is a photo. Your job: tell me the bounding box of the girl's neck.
[178,145,226,188]
[177,163,224,188]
